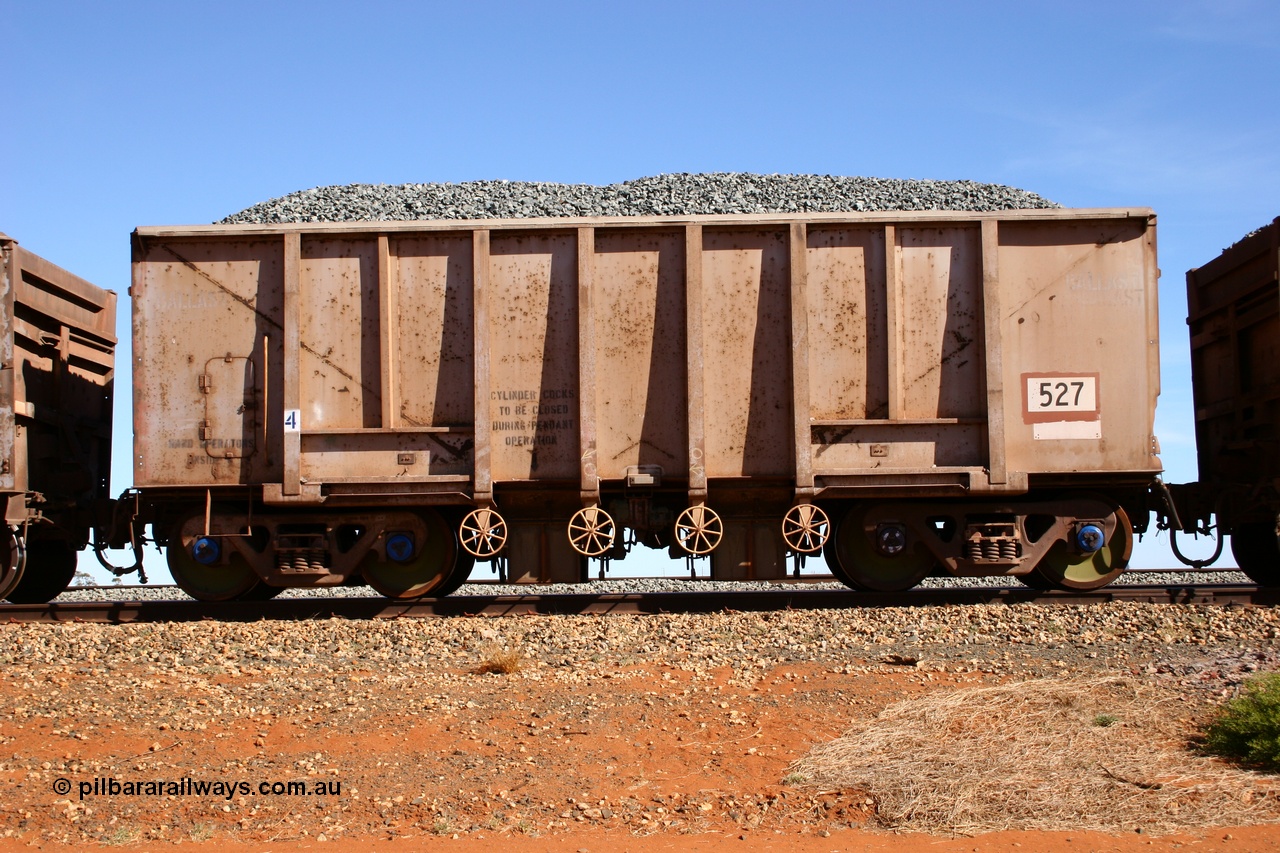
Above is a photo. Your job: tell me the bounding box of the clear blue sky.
[5,0,1278,580]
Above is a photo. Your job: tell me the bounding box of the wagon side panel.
[1,239,15,499]
[805,225,888,423]
[133,237,284,488]
[590,228,688,480]
[298,237,380,432]
[997,216,1160,479]
[805,222,986,479]
[392,233,475,475]
[700,227,792,480]
[486,231,580,483]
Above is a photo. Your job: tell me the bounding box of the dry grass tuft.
[475,647,523,675]
[789,677,1280,835]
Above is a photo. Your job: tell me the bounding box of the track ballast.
[4,582,1274,624]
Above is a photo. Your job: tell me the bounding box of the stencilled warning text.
[491,388,576,447]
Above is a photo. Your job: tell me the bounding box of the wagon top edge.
[133,206,1157,239]
[1186,215,1280,284]
[3,233,119,315]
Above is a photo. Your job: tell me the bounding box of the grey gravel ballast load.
[220,173,1059,224]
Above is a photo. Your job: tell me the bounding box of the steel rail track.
[3,584,1277,624]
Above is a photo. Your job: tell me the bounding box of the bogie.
[159,506,470,601]
[821,496,1134,593]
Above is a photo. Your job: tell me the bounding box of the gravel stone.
[7,588,1278,845]
[58,570,1251,603]
[219,173,1059,224]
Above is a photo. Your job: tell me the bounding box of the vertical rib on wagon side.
[130,209,1161,600]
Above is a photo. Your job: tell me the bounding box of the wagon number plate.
[1026,376,1097,415]
[1024,373,1095,422]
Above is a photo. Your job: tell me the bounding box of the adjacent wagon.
[1173,217,1280,583]
[1,234,116,602]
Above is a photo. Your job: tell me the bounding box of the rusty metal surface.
[996,218,1160,481]
[1186,217,1280,507]
[1,234,116,524]
[700,227,792,478]
[487,231,580,481]
[132,238,282,486]
[131,209,1160,582]
[1,237,14,497]
[590,228,688,480]
[133,210,1158,490]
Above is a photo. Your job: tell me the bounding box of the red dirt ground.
[4,649,1280,853]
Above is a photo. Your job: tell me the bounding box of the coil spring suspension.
[964,523,1022,563]
[277,548,330,574]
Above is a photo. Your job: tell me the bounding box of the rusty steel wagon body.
[1,234,117,602]
[1172,217,1280,583]
[129,208,1161,600]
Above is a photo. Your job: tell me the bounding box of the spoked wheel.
[1231,520,1280,587]
[6,539,78,603]
[362,509,459,600]
[782,504,830,554]
[459,508,508,559]
[826,504,935,592]
[1026,505,1133,591]
[167,511,261,602]
[674,505,723,555]
[568,507,616,557]
[0,528,28,601]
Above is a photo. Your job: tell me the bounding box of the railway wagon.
[130,208,1161,600]
[1175,217,1280,583]
[1,234,117,602]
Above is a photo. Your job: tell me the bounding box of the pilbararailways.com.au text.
[54,776,342,801]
